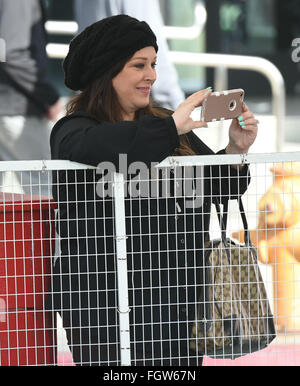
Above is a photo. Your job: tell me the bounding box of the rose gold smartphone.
[201,88,245,122]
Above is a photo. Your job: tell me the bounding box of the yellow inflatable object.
[232,162,300,331]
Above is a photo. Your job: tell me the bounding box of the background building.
[45,0,300,98]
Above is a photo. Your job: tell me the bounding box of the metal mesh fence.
[0,154,299,366]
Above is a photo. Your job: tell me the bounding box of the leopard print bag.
[190,199,276,359]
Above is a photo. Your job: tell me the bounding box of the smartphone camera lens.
[229,100,237,111]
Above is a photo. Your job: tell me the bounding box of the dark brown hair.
[66,58,195,156]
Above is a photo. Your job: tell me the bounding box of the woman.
[48,15,258,366]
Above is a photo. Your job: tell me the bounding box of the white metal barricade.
[0,154,300,366]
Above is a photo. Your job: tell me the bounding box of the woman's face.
[112,46,157,120]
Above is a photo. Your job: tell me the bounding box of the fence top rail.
[0,152,299,172]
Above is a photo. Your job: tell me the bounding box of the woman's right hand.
[172,87,212,135]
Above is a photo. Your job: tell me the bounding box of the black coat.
[47,110,250,364]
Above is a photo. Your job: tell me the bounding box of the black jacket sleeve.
[187,131,250,200]
[51,113,180,170]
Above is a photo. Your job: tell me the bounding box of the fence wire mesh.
[0,155,299,366]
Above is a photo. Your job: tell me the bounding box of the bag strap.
[213,196,251,246]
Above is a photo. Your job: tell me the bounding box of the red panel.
[0,195,56,309]
[0,194,57,366]
[0,209,55,309]
[0,308,57,366]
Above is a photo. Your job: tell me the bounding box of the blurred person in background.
[0,0,62,194]
[74,0,185,110]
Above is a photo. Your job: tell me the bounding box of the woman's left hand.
[226,103,258,154]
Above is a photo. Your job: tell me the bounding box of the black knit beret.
[63,14,158,91]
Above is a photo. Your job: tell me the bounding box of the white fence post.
[113,172,131,366]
